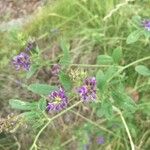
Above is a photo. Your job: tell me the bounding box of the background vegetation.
[0,0,150,150]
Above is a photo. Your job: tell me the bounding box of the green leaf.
[59,39,71,67]
[143,30,150,38]
[105,66,118,81]
[9,99,37,110]
[96,70,106,92]
[22,111,38,119]
[35,45,40,53]
[22,111,45,129]
[59,72,72,91]
[138,101,150,116]
[112,91,136,112]
[126,30,142,44]
[28,83,57,96]
[97,55,113,65]
[132,15,141,25]
[135,65,150,76]
[112,47,122,64]
[102,102,113,119]
[38,99,47,111]
[26,65,38,79]
[97,101,113,120]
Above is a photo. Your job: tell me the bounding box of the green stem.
[122,56,150,70]
[108,56,150,82]
[70,64,121,68]
[61,136,76,147]
[70,110,116,136]
[29,101,81,150]
[113,106,135,150]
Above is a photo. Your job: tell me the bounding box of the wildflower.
[142,20,150,31]
[51,64,61,76]
[69,69,87,84]
[96,136,105,144]
[47,88,68,112]
[25,41,35,51]
[78,77,96,102]
[12,52,30,71]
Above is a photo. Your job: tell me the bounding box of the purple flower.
[12,52,30,71]
[142,20,150,31]
[25,41,35,51]
[97,136,105,144]
[51,64,61,76]
[47,88,68,112]
[77,77,96,102]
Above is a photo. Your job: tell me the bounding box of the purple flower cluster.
[142,20,150,31]
[12,52,30,71]
[51,64,61,76]
[47,88,68,112]
[12,39,36,71]
[78,77,96,102]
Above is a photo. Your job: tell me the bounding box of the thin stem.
[13,136,21,150]
[122,56,150,70]
[29,101,81,150]
[103,0,129,21]
[61,136,76,147]
[70,110,115,136]
[134,75,140,90]
[108,56,150,82]
[113,106,135,150]
[70,64,121,68]
[138,129,150,149]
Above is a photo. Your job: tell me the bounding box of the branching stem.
[29,101,81,150]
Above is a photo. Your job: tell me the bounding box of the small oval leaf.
[112,47,122,64]
[97,55,113,65]
[38,99,47,111]
[28,84,57,96]
[135,65,150,76]
[96,70,106,92]
[9,99,37,110]
[59,72,72,91]
[126,30,142,44]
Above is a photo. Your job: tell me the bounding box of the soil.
[0,0,45,22]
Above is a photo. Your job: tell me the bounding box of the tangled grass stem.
[103,0,132,21]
